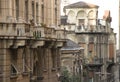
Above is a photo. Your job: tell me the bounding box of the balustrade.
[0,23,67,41]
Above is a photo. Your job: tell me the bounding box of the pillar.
[0,0,13,22]
[0,40,12,82]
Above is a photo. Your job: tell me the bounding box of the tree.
[61,67,81,82]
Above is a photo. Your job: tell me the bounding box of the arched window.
[88,11,95,25]
[88,10,94,18]
[77,10,85,18]
[77,10,85,26]
[67,10,75,23]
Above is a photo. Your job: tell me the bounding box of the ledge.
[22,72,29,76]
[31,76,44,81]
[43,69,47,72]
[51,68,56,71]
[10,74,18,79]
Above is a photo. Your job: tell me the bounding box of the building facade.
[0,0,66,82]
[0,0,61,26]
[61,1,117,82]
[61,39,84,75]
[118,0,120,49]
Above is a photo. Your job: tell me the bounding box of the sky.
[61,0,119,49]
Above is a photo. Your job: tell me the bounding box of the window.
[16,0,19,20]
[55,8,57,25]
[56,49,60,69]
[41,5,44,23]
[109,44,114,59]
[0,1,1,14]
[88,11,94,18]
[36,2,39,24]
[77,11,85,18]
[68,10,75,23]
[22,48,28,73]
[32,1,34,19]
[78,19,85,26]
[11,64,18,76]
[43,48,47,70]
[10,48,18,76]
[51,48,56,69]
[88,43,94,52]
[55,0,57,5]
[25,0,28,22]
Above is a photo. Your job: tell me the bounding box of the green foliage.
[61,67,81,82]
[61,67,70,82]
[69,75,81,82]
[33,31,41,39]
[40,23,46,27]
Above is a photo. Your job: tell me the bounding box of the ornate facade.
[61,1,117,82]
[0,0,66,82]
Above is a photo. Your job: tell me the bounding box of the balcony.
[84,58,103,71]
[44,27,56,39]
[56,29,66,40]
[84,57,103,66]
[29,26,66,40]
[0,23,66,42]
[75,25,107,33]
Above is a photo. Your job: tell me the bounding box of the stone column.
[0,40,12,82]
[19,0,24,22]
[12,0,16,22]
[44,0,47,24]
[28,0,32,22]
[0,0,13,22]
[51,0,54,26]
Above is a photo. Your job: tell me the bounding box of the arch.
[33,61,39,76]
[76,10,86,18]
[88,10,95,25]
[67,10,75,15]
[67,10,75,23]
[88,10,94,18]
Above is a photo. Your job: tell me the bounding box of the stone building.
[119,0,120,49]
[61,39,84,75]
[0,0,66,82]
[61,1,117,82]
[116,50,120,82]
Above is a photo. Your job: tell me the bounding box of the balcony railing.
[75,25,107,33]
[30,26,66,40]
[56,29,66,40]
[84,57,114,65]
[0,23,66,41]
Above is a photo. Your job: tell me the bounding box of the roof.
[61,39,83,51]
[64,1,99,9]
